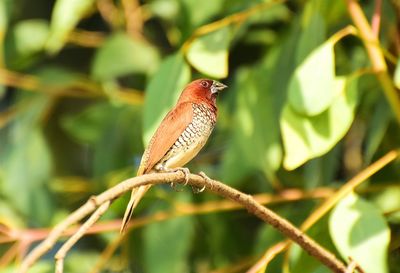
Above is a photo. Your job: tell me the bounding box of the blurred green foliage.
[0,0,400,272]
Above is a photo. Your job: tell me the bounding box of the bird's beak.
[211,81,228,94]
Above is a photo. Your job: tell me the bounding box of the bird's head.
[178,79,227,108]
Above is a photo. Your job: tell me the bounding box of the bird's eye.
[200,81,209,88]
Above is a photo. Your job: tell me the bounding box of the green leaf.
[5,19,49,68]
[62,102,143,177]
[12,19,49,55]
[46,0,95,54]
[143,192,194,273]
[91,32,160,80]
[364,98,391,164]
[143,52,191,145]
[3,129,53,222]
[281,76,358,170]
[186,26,231,78]
[62,103,112,143]
[65,252,100,273]
[288,40,335,116]
[180,0,224,28]
[296,2,326,64]
[394,58,400,89]
[329,194,390,273]
[0,0,12,40]
[222,66,282,184]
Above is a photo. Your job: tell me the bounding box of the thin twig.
[0,68,144,105]
[54,201,111,273]
[246,241,287,273]
[96,0,122,28]
[345,257,365,273]
[121,0,144,40]
[181,0,286,53]
[19,173,348,273]
[371,0,382,37]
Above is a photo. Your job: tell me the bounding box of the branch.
[247,149,399,272]
[345,0,400,125]
[371,0,382,37]
[19,172,348,273]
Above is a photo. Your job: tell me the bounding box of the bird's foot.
[169,167,190,191]
[192,171,211,193]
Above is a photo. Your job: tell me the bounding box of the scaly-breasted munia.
[120,79,227,233]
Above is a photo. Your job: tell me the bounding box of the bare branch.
[20,172,348,273]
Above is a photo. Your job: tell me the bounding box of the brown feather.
[139,102,194,174]
[120,102,194,233]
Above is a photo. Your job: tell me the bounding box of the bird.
[120,79,227,233]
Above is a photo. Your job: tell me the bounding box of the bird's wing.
[119,102,193,233]
[138,102,193,175]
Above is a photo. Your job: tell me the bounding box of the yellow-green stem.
[345,0,400,125]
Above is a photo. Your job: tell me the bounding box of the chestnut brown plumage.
[120,79,227,233]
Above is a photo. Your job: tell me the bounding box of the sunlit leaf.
[143,192,194,273]
[288,40,335,116]
[5,19,49,68]
[46,0,95,54]
[148,0,180,21]
[371,186,400,224]
[281,76,358,170]
[92,32,160,80]
[143,52,191,145]
[329,193,390,273]
[186,26,231,78]
[12,20,49,55]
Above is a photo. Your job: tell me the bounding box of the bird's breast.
[156,103,216,170]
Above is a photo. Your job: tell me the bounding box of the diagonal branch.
[19,172,348,273]
[54,201,111,273]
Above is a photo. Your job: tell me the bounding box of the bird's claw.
[192,171,211,193]
[176,167,190,186]
[170,167,190,191]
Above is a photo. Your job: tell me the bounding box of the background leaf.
[46,0,95,54]
[186,26,231,78]
[329,193,390,273]
[91,33,160,81]
[143,192,194,273]
[281,76,358,170]
[143,52,191,145]
[288,40,336,116]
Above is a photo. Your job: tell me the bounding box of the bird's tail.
[120,185,151,233]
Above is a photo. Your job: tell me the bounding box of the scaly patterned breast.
[156,103,216,170]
